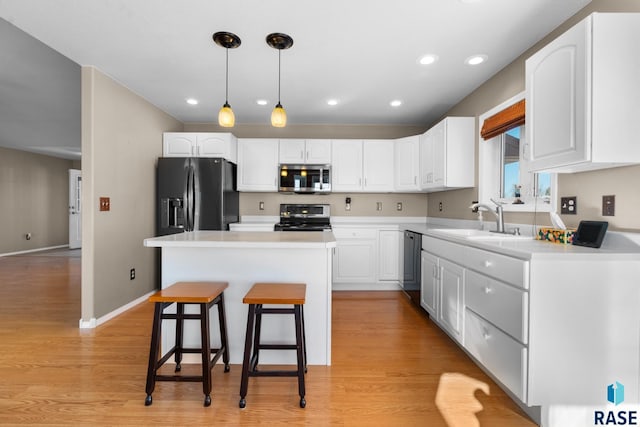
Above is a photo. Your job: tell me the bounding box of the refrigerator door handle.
[185,164,193,231]
[190,163,197,231]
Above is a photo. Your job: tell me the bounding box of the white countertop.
[422,228,640,260]
[144,230,336,249]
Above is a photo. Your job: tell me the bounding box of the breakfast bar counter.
[144,231,336,365]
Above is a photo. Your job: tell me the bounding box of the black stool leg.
[301,305,307,373]
[239,304,256,408]
[217,293,231,373]
[250,304,263,371]
[174,303,184,372]
[200,303,212,407]
[294,304,306,408]
[145,302,163,406]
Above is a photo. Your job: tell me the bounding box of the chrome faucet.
[470,198,505,233]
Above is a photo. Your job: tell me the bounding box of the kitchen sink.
[429,228,532,241]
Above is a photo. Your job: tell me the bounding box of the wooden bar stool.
[239,283,307,409]
[145,281,230,407]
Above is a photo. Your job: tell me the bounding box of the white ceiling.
[0,0,591,159]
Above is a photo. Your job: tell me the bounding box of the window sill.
[489,199,553,213]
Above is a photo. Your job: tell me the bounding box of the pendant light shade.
[266,33,293,128]
[218,102,235,128]
[213,31,241,128]
[271,103,287,128]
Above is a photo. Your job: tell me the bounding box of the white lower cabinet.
[422,232,640,411]
[332,228,377,283]
[464,309,527,402]
[437,258,464,344]
[332,226,401,289]
[378,230,401,281]
[420,251,438,316]
[421,234,528,401]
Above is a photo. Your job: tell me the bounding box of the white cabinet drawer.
[332,228,378,239]
[422,236,465,264]
[464,246,528,289]
[465,309,527,402]
[465,270,528,344]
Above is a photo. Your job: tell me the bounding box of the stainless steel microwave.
[278,164,331,193]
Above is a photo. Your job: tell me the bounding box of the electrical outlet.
[130,268,135,280]
[100,197,110,211]
[396,202,403,211]
[259,201,265,211]
[602,195,615,216]
[438,202,443,212]
[376,202,382,211]
[471,201,478,213]
[560,197,577,215]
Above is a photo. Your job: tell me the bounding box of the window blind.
[480,99,525,140]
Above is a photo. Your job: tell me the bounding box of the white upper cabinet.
[278,139,332,164]
[525,13,640,173]
[394,135,420,191]
[363,140,394,192]
[331,140,364,191]
[163,132,237,163]
[306,139,332,163]
[332,139,394,192]
[419,117,474,192]
[237,138,279,192]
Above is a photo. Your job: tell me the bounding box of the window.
[478,93,556,213]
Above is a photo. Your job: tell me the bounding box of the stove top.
[275,204,331,231]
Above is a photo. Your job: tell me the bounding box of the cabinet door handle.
[301,150,304,160]
[483,286,493,294]
[359,178,362,187]
[414,176,417,185]
[482,330,491,340]
[483,260,492,268]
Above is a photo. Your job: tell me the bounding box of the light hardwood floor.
[0,251,535,426]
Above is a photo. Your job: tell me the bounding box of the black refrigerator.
[156,157,239,236]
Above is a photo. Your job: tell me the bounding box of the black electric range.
[274,204,331,231]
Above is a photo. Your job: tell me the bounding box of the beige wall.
[81,67,183,321]
[241,192,428,217]
[185,122,429,217]
[428,0,640,231]
[0,147,75,254]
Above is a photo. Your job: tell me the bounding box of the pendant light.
[266,33,293,128]
[213,32,241,127]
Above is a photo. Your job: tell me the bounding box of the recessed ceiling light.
[327,99,339,106]
[418,54,438,65]
[390,100,402,107]
[186,98,199,105]
[465,55,488,65]
[256,99,268,106]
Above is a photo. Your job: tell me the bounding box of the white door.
[68,169,82,249]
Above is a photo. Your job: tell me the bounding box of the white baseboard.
[332,282,402,291]
[0,245,68,257]
[78,318,97,329]
[78,289,155,329]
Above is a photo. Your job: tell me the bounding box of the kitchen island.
[144,230,336,365]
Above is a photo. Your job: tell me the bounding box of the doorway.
[69,169,82,249]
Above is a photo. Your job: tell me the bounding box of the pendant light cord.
[225,48,229,104]
[277,49,281,104]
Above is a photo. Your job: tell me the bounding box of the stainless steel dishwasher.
[402,231,421,305]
